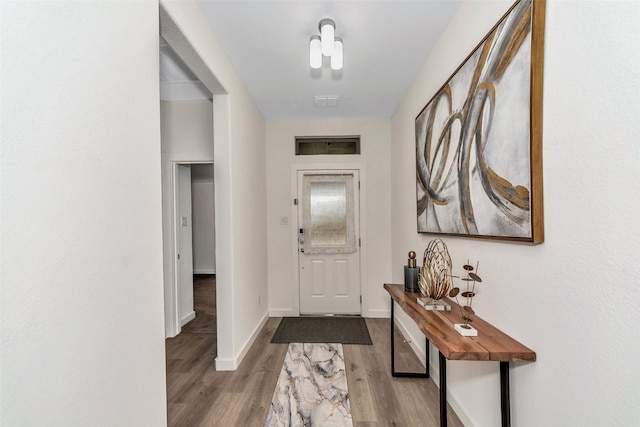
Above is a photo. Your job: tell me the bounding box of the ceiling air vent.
[314,96,339,107]
[295,136,360,155]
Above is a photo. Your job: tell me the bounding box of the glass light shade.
[319,19,335,56]
[331,37,343,70]
[309,36,322,69]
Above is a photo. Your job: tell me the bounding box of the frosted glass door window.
[301,173,356,254]
[309,181,347,247]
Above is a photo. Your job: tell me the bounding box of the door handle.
[300,248,305,253]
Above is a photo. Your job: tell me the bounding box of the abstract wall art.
[415,0,545,242]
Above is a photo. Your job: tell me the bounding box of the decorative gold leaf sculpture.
[418,239,452,302]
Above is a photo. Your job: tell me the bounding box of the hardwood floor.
[346,319,463,427]
[181,275,216,335]
[166,317,286,426]
[166,311,464,426]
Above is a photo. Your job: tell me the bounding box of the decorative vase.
[404,251,420,292]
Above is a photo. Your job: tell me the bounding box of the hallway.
[165,312,463,426]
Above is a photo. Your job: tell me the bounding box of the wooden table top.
[384,283,536,362]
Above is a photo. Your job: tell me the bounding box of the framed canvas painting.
[415,0,545,243]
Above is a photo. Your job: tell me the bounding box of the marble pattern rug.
[264,343,353,427]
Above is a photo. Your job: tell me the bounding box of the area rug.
[264,343,353,427]
[270,317,372,345]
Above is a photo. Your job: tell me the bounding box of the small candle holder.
[404,251,420,293]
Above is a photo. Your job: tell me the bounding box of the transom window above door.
[295,136,361,155]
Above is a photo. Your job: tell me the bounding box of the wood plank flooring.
[166,315,464,426]
[181,275,216,335]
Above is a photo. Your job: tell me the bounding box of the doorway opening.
[160,0,233,376]
[172,162,216,335]
[165,162,217,422]
[183,163,216,336]
[159,6,231,416]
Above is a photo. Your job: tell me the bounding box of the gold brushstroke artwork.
[415,0,545,242]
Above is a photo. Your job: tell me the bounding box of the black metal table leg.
[390,298,395,374]
[425,336,429,375]
[439,351,447,427]
[500,361,511,427]
[390,297,429,378]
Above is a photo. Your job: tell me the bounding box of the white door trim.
[290,162,368,317]
[166,160,213,338]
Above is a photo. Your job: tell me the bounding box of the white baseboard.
[215,311,269,371]
[180,310,196,326]
[194,269,216,275]
[214,351,236,371]
[214,357,236,371]
[269,309,296,317]
[364,308,390,318]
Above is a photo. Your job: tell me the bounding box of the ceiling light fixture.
[310,18,343,70]
[331,37,343,71]
[309,35,322,69]
[319,19,335,56]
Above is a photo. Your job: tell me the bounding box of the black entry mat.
[271,317,372,345]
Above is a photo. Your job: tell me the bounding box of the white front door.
[297,170,361,315]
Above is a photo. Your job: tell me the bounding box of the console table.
[384,283,536,427]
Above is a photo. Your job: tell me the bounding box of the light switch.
[181,216,188,227]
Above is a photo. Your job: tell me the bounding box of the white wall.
[160,99,213,336]
[160,1,268,370]
[192,164,216,274]
[0,2,167,425]
[161,99,214,157]
[390,0,640,425]
[266,119,392,317]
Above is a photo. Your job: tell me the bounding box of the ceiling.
[163,0,462,120]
